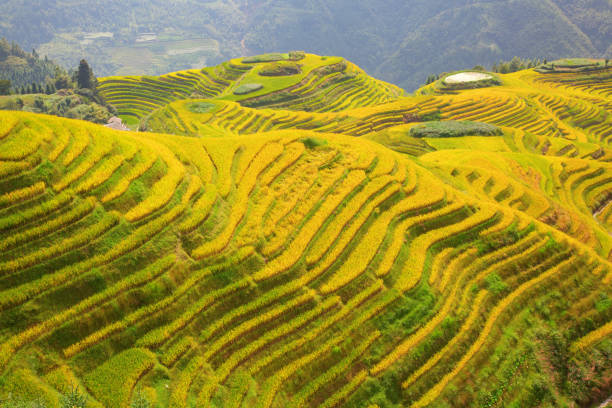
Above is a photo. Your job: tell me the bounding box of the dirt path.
[594,199,612,219]
[592,200,612,237]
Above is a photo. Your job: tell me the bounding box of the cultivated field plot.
[0,56,611,407]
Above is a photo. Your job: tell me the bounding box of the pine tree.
[131,389,151,408]
[61,386,87,408]
[77,59,93,89]
[509,56,522,72]
[55,74,71,90]
[0,79,10,95]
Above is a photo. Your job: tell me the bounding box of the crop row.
[0,182,46,208]
[0,211,119,276]
[124,137,186,221]
[0,197,96,252]
[254,289,398,408]
[319,182,447,294]
[306,175,397,266]
[61,246,253,359]
[192,143,284,258]
[0,192,73,232]
[253,170,366,280]
[395,206,499,292]
[411,256,577,407]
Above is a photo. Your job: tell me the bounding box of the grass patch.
[187,101,216,113]
[300,137,329,149]
[233,83,263,95]
[536,58,608,73]
[259,62,302,77]
[242,51,305,63]
[410,120,502,138]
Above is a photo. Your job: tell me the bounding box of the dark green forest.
[0,38,62,90]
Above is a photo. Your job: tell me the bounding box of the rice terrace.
[0,50,611,408]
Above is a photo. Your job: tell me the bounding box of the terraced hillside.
[0,56,611,408]
[98,53,404,129]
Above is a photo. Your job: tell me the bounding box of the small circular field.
[444,72,494,84]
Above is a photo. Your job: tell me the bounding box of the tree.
[130,389,151,408]
[55,74,72,90]
[425,74,437,85]
[61,386,87,408]
[509,56,522,72]
[77,59,94,89]
[0,80,10,95]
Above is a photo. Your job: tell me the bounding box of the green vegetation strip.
[410,121,502,138]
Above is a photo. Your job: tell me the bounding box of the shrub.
[130,389,151,408]
[187,102,215,113]
[242,51,304,63]
[259,62,301,76]
[410,121,502,138]
[288,51,306,60]
[233,83,263,95]
[485,273,508,295]
[300,137,328,149]
[242,53,287,63]
[420,110,442,121]
[60,387,87,408]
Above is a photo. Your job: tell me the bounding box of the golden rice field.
[0,55,611,407]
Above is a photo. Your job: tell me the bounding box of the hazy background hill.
[1,0,610,90]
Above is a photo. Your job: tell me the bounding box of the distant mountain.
[0,0,610,90]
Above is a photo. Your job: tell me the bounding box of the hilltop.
[0,53,610,408]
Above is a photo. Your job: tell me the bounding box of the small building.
[104,116,129,131]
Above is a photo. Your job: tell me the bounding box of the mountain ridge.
[0,1,610,90]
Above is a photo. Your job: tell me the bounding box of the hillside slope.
[97,53,403,128]
[0,57,611,407]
